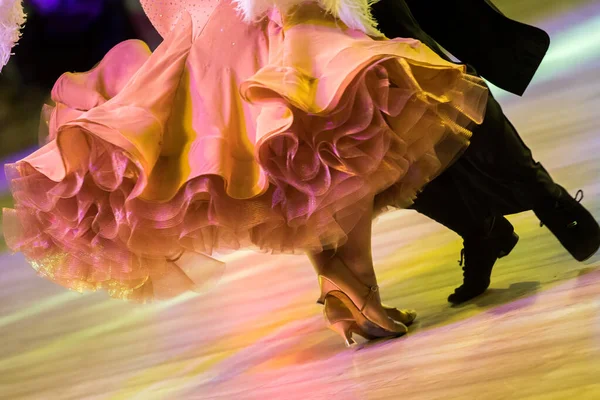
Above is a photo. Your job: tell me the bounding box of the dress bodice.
[140,0,222,37]
[139,0,381,39]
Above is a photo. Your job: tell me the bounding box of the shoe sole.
[327,291,408,339]
[577,238,600,262]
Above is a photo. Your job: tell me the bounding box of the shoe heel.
[328,320,358,347]
[498,232,519,258]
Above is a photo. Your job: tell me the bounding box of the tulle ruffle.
[3,4,488,301]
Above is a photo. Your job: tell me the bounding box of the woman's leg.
[308,196,409,343]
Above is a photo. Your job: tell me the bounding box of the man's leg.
[451,92,599,261]
[452,92,559,215]
[410,163,519,304]
[411,91,599,303]
[371,0,598,299]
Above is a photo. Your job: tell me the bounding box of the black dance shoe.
[448,217,519,304]
[534,186,600,262]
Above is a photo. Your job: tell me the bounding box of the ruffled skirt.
[3,2,488,301]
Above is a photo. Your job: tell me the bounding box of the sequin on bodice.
[140,0,222,37]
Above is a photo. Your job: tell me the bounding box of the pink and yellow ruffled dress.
[2,0,488,301]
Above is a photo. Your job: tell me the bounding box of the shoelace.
[458,248,465,267]
[539,189,584,227]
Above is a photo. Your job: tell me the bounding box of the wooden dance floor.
[1,1,599,399]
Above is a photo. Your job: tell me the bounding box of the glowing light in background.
[28,0,103,16]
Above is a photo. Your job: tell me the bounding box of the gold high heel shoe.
[384,305,417,326]
[318,298,417,326]
[318,257,408,341]
[323,296,376,347]
[323,297,414,347]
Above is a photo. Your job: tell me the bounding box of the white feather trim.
[232,0,382,37]
[0,0,26,71]
[320,0,380,36]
